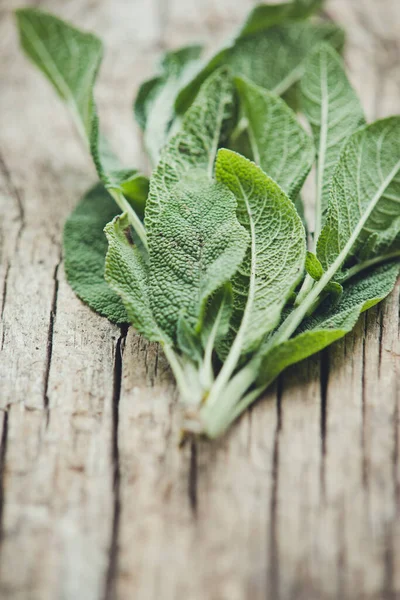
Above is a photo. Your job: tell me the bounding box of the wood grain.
[0,1,399,599]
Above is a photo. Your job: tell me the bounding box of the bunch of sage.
[16,2,399,438]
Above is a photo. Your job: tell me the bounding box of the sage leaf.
[305,251,324,280]
[177,315,203,364]
[145,67,235,234]
[236,76,314,199]
[317,117,400,271]
[258,261,399,386]
[64,184,127,323]
[104,214,167,342]
[134,45,203,166]
[300,43,365,230]
[200,284,233,350]
[16,8,149,219]
[176,20,344,114]
[215,149,306,356]
[148,178,249,339]
[238,0,324,38]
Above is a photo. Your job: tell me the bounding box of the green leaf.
[317,117,400,271]
[145,67,235,234]
[300,43,365,231]
[16,8,148,217]
[134,45,203,166]
[305,251,324,280]
[63,184,127,324]
[258,261,399,385]
[176,20,344,114]
[200,284,233,349]
[235,76,314,199]
[147,178,249,339]
[104,214,167,342]
[238,0,324,38]
[177,314,203,364]
[215,149,306,355]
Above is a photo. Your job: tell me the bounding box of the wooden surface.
[0,0,399,598]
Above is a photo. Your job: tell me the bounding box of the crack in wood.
[319,349,329,500]
[378,305,384,377]
[0,151,25,249]
[0,410,9,555]
[361,314,369,491]
[103,324,128,600]
[0,262,9,352]
[268,379,282,600]
[188,438,198,515]
[43,259,61,425]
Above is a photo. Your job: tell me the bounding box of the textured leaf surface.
[134,45,203,166]
[215,150,306,354]
[148,178,248,339]
[238,0,324,38]
[104,214,166,341]
[16,8,148,207]
[63,184,127,323]
[301,43,365,223]
[305,251,324,280]
[258,261,399,385]
[236,76,314,199]
[145,68,235,233]
[200,284,233,349]
[176,21,344,114]
[317,117,400,270]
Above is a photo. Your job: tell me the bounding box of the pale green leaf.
[300,43,365,226]
[134,45,203,166]
[317,117,400,272]
[176,21,344,114]
[238,0,324,38]
[305,251,324,280]
[215,150,306,355]
[200,284,233,349]
[145,67,235,234]
[236,76,314,199]
[258,261,399,385]
[148,178,249,339]
[64,184,127,323]
[177,314,203,363]
[104,214,167,342]
[16,8,148,213]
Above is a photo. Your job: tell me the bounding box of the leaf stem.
[269,160,400,348]
[162,344,192,401]
[340,250,400,282]
[108,188,148,252]
[296,52,329,306]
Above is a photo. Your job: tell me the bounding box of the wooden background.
[0,0,399,598]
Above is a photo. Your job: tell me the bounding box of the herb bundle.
[16,2,400,438]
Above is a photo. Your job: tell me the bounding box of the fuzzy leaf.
[236,76,314,199]
[176,20,344,114]
[305,251,324,280]
[104,214,167,342]
[148,178,249,339]
[16,8,148,209]
[201,284,233,349]
[317,117,400,271]
[300,43,365,223]
[258,261,399,385]
[63,184,127,323]
[145,68,235,234]
[238,0,324,38]
[215,150,306,355]
[134,45,203,166]
[177,314,203,363]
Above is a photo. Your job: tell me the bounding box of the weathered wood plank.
[0,1,399,599]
